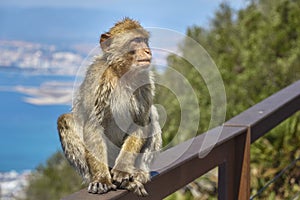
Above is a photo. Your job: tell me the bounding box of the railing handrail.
[63,80,300,200]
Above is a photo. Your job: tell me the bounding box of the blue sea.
[0,69,74,172]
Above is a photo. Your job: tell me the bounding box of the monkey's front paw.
[111,168,133,184]
[132,169,150,184]
[111,168,149,196]
[121,180,148,196]
[87,180,117,194]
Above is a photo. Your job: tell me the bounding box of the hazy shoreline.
[0,170,31,200]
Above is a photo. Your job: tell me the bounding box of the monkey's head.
[100,18,152,74]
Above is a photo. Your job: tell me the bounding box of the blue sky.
[0,0,248,44]
[0,0,245,7]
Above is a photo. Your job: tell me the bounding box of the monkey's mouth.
[137,59,151,67]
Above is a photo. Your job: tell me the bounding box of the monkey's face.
[100,20,152,76]
[127,37,152,69]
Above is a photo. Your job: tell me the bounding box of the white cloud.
[13,81,75,106]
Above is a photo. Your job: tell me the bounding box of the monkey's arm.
[136,105,162,175]
[111,127,148,196]
[111,128,146,180]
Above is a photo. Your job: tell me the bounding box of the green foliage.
[162,0,300,199]
[24,151,85,200]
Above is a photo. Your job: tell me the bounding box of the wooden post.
[238,127,251,200]
[218,125,250,200]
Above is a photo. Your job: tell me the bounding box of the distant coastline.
[0,170,31,199]
[0,40,90,173]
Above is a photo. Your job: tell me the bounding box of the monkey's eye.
[129,50,136,55]
[132,37,142,43]
[131,37,148,44]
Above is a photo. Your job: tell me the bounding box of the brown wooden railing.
[63,80,300,200]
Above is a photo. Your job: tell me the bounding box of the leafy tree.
[24,151,85,200]
[162,0,300,199]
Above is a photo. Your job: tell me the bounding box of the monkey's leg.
[58,114,116,194]
[83,118,117,194]
[57,113,91,181]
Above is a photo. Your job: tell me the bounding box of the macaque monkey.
[57,18,162,196]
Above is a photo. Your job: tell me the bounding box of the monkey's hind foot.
[87,180,117,194]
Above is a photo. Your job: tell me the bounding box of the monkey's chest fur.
[103,83,152,147]
[73,60,154,148]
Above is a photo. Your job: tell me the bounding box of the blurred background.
[0,0,300,199]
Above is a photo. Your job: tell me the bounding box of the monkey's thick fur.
[57,18,162,196]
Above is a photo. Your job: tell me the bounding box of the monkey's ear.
[100,32,112,52]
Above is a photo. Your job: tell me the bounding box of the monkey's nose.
[145,48,151,56]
